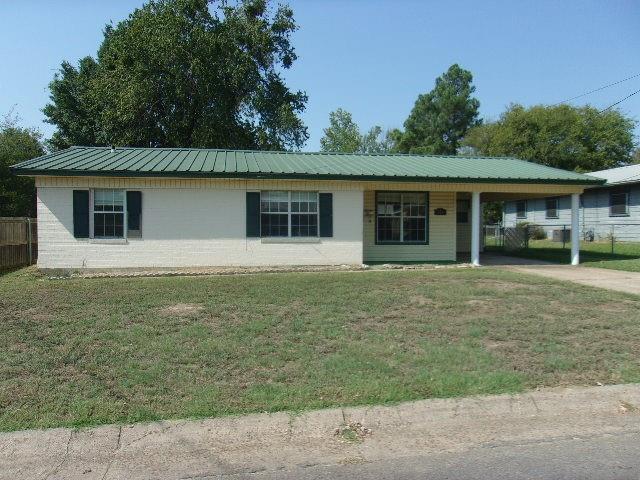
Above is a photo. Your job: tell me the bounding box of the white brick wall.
[36,183,364,269]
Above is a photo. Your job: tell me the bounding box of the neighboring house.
[504,164,640,242]
[11,147,601,271]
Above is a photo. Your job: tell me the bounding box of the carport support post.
[471,191,481,266]
[571,193,580,265]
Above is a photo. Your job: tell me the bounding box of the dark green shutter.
[319,193,333,237]
[246,192,261,237]
[73,190,90,238]
[127,191,142,231]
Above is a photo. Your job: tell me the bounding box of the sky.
[1,0,639,151]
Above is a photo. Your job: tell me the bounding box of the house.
[11,147,602,272]
[504,164,640,242]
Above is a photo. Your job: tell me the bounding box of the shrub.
[516,222,547,240]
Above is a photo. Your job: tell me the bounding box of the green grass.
[1,267,640,432]
[486,239,640,272]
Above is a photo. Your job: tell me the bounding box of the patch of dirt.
[158,303,204,317]
[476,279,531,292]
[595,302,637,313]
[23,307,53,322]
[334,422,372,443]
[483,339,520,351]
[619,401,638,414]
[410,295,436,306]
[465,298,494,308]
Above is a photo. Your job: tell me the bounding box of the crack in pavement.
[43,430,73,480]
[528,394,542,413]
[100,426,122,480]
[124,423,172,447]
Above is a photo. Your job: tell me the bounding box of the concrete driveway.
[481,253,640,296]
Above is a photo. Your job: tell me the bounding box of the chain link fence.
[484,222,640,262]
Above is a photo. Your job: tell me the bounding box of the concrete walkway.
[2,384,639,480]
[508,265,640,296]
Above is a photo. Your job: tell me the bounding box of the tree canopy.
[396,64,481,155]
[319,109,361,153]
[319,108,393,153]
[43,0,308,151]
[0,112,44,217]
[462,104,637,171]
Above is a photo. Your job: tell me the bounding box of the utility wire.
[599,87,640,112]
[552,72,640,106]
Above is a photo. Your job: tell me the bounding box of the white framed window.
[92,189,125,238]
[376,192,428,244]
[609,191,629,217]
[516,200,527,219]
[260,191,318,237]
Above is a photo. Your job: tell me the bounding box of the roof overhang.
[11,168,604,186]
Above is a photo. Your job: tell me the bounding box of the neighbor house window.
[260,191,318,237]
[93,189,124,238]
[609,191,629,217]
[516,200,527,219]
[545,198,559,219]
[376,192,427,244]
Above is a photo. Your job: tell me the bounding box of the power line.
[599,87,640,112]
[552,72,640,106]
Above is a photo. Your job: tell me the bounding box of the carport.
[463,190,583,266]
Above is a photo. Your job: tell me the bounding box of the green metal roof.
[11,146,604,185]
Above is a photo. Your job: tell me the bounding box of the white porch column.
[571,193,580,265]
[471,191,481,266]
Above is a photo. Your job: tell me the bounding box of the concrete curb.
[1,384,639,479]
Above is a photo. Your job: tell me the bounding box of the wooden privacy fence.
[0,217,37,270]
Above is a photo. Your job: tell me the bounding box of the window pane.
[546,198,558,218]
[610,193,628,215]
[261,213,288,236]
[377,193,401,216]
[261,191,289,213]
[402,193,425,217]
[516,201,526,218]
[94,213,124,238]
[94,213,105,237]
[292,214,318,237]
[378,217,401,242]
[113,191,124,211]
[457,200,469,224]
[291,191,317,215]
[403,217,426,242]
[457,211,469,223]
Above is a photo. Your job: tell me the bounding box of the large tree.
[463,104,637,171]
[397,64,481,155]
[0,112,44,217]
[43,57,101,150]
[320,108,393,153]
[43,0,308,150]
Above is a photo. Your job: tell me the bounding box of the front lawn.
[1,267,639,432]
[486,240,640,272]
